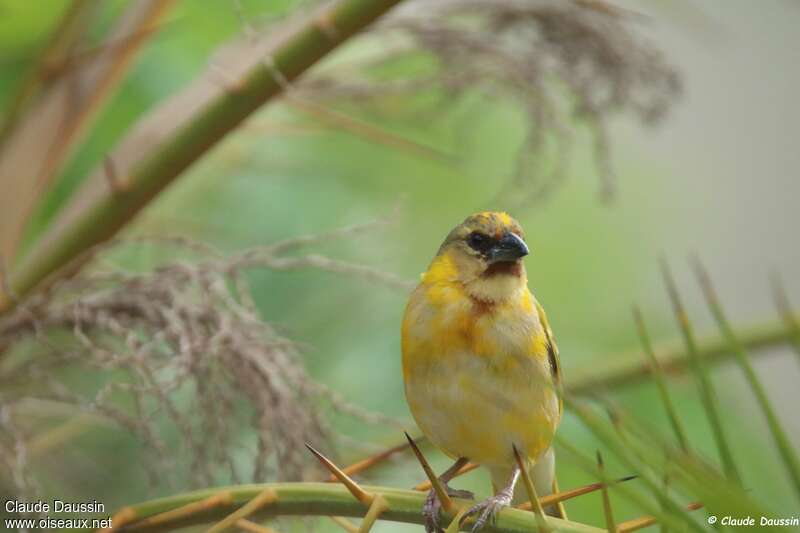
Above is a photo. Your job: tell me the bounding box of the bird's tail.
[488,447,567,519]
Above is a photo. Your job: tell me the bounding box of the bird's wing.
[534,301,567,519]
[535,300,563,410]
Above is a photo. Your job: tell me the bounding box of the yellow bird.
[401,212,564,532]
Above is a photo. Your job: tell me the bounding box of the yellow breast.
[401,256,561,467]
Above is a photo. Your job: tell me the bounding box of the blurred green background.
[1,0,798,530]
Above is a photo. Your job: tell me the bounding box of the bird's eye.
[467,232,490,251]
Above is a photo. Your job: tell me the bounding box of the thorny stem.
[0,0,176,263]
[85,483,602,533]
[0,1,96,146]
[0,0,406,314]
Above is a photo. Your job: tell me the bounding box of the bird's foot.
[423,486,475,533]
[458,490,514,533]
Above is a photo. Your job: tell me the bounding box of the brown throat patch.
[470,296,495,316]
[482,261,522,277]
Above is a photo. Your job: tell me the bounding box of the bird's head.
[426,211,530,303]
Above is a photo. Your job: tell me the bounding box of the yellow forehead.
[437,211,525,254]
[462,211,523,237]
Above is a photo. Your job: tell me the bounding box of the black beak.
[488,233,529,263]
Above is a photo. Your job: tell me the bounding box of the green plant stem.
[659,260,740,483]
[562,397,783,533]
[693,259,800,498]
[561,399,705,533]
[0,1,175,265]
[85,483,603,533]
[596,451,618,533]
[554,435,697,533]
[771,272,800,361]
[567,316,799,395]
[582,396,781,531]
[0,0,96,147]
[0,0,406,314]
[631,306,690,452]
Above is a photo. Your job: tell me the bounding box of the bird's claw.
[459,491,513,533]
[423,486,475,533]
[423,489,441,533]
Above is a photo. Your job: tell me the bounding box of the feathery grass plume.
[0,404,38,504]
[0,224,409,495]
[691,258,800,497]
[282,97,457,163]
[299,0,680,203]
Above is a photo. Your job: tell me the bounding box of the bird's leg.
[423,457,474,533]
[460,464,520,533]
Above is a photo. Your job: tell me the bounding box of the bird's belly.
[405,352,559,467]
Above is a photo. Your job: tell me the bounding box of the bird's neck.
[423,252,528,304]
[464,270,528,304]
